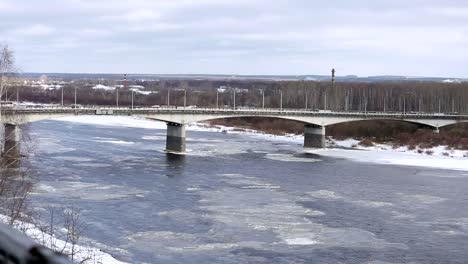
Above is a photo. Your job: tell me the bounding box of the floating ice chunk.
[285,238,319,245]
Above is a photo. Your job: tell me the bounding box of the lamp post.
[74,86,77,110]
[131,89,134,111]
[345,90,349,111]
[280,90,283,111]
[262,89,265,109]
[233,89,236,110]
[61,86,64,106]
[305,89,308,110]
[364,96,368,114]
[167,90,170,107]
[400,92,414,114]
[216,89,219,109]
[184,89,187,110]
[403,96,406,114]
[116,87,119,107]
[324,93,327,110]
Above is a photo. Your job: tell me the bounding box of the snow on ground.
[92,84,154,95]
[311,145,468,172]
[130,88,155,95]
[0,215,127,264]
[93,84,115,91]
[54,116,468,171]
[32,84,63,90]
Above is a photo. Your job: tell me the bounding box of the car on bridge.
[70,104,83,109]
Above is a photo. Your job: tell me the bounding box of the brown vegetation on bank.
[208,117,468,150]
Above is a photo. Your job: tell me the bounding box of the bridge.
[1,106,468,162]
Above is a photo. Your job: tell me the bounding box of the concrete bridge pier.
[166,122,186,153]
[433,127,440,134]
[2,123,21,167]
[304,124,326,149]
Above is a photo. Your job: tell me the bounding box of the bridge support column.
[166,123,186,153]
[2,123,21,167]
[304,125,326,149]
[433,127,440,134]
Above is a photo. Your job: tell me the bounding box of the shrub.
[425,150,434,155]
[359,139,374,147]
[417,149,424,154]
[442,152,450,157]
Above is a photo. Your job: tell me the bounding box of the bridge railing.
[2,105,467,118]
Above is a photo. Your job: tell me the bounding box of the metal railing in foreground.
[0,223,70,264]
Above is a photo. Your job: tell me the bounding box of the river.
[26,118,468,264]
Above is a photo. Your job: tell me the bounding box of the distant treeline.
[6,79,468,113]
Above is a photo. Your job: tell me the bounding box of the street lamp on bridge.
[280,90,283,111]
[401,92,415,114]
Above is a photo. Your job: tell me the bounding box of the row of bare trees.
[6,78,468,114]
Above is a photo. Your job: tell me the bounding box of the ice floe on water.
[52,156,95,162]
[284,238,319,245]
[36,137,75,154]
[77,162,113,168]
[304,190,394,208]
[398,193,447,204]
[198,174,407,251]
[142,135,166,140]
[265,153,320,163]
[98,140,135,145]
[126,231,240,253]
[416,217,468,237]
[32,181,146,201]
[54,115,167,130]
[306,190,342,200]
[351,200,393,208]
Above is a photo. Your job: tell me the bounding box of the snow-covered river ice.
[26,118,468,264]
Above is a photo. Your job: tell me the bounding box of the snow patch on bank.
[0,215,127,264]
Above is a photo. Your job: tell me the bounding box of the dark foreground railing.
[0,223,70,264]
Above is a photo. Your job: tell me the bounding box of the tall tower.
[123,74,127,90]
[331,68,336,89]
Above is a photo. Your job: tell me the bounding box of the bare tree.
[63,206,88,262]
[0,44,16,103]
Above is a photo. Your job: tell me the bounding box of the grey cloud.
[0,0,467,77]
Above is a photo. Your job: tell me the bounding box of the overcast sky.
[1,0,467,77]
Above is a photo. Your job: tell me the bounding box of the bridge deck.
[2,107,468,120]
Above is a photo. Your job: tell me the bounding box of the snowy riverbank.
[0,215,127,264]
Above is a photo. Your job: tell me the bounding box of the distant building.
[39,74,48,84]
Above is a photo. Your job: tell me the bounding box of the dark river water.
[27,120,468,264]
